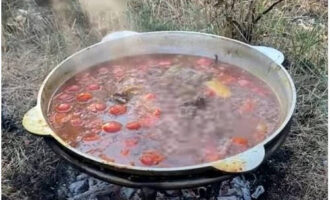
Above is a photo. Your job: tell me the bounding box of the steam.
[78,0,129,35]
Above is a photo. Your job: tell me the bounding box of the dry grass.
[2,0,327,199]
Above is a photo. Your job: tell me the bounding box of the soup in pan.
[47,54,280,167]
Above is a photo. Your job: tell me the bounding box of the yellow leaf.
[205,79,231,98]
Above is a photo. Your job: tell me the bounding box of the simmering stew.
[47,54,280,167]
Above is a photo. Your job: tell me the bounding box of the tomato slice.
[55,103,72,113]
[56,93,74,102]
[139,115,158,127]
[196,58,213,66]
[231,137,248,146]
[65,85,80,93]
[99,154,115,162]
[102,121,122,133]
[238,99,256,114]
[70,118,83,127]
[121,148,130,156]
[143,93,156,100]
[82,133,100,142]
[140,150,164,166]
[53,113,72,124]
[124,137,139,147]
[109,104,127,115]
[77,92,93,102]
[153,109,161,117]
[113,67,125,79]
[126,121,141,130]
[98,67,109,74]
[87,83,101,91]
[87,103,107,112]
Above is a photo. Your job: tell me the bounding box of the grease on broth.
[47,54,280,167]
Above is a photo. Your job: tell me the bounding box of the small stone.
[120,187,136,199]
[69,180,89,195]
[76,173,89,181]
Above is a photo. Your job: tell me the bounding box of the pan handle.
[211,145,265,173]
[252,46,284,65]
[22,106,53,136]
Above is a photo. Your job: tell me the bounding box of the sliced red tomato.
[143,93,156,100]
[76,92,93,102]
[65,85,80,93]
[196,58,213,66]
[82,133,100,142]
[70,118,83,127]
[204,88,216,97]
[113,67,125,79]
[126,121,141,130]
[87,103,106,112]
[124,137,139,147]
[98,67,109,74]
[157,60,172,67]
[102,121,122,133]
[153,109,161,117]
[219,74,236,85]
[231,137,248,147]
[238,99,256,114]
[238,79,251,87]
[99,154,115,162]
[109,104,127,115]
[139,115,158,127]
[56,93,74,102]
[55,103,72,113]
[140,150,164,166]
[53,113,72,124]
[251,87,269,97]
[87,83,101,91]
[121,148,130,156]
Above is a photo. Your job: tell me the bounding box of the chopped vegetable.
[82,133,100,142]
[70,118,83,127]
[87,83,101,91]
[109,104,127,115]
[76,92,93,102]
[99,154,115,162]
[196,58,213,66]
[56,93,74,102]
[88,103,106,112]
[98,67,109,74]
[126,121,141,130]
[65,85,80,93]
[56,103,72,113]
[144,93,156,100]
[125,137,139,147]
[153,109,161,117]
[205,79,231,98]
[232,137,248,146]
[121,148,130,156]
[102,121,122,133]
[238,99,256,114]
[140,150,164,166]
[254,122,268,142]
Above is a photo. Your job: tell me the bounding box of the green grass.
[2,0,327,199]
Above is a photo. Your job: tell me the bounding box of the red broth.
[47,54,280,167]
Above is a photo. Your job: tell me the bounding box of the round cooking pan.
[22,31,296,176]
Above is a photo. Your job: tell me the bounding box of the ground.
[1,0,328,199]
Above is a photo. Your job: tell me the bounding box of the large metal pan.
[22,31,296,176]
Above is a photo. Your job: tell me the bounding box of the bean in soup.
[47,54,280,167]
